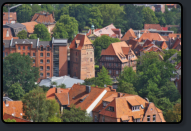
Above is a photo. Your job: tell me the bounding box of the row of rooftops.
[3,38,68,48]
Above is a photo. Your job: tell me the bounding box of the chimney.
[86,85,91,93]
[56,87,60,93]
[118,92,122,97]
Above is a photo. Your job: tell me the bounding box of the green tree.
[155,11,166,26]
[54,6,69,21]
[17,30,28,39]
[58,15,78,42]
[123,4,143,30]
[98,4,125,26]
[3,6,8,12]
[29,34,38,39]
[163,49,181,65]
[142,7,159,24]
[41,4,54,13]
[62,105,92,122]
[16,4,32,23]
[117,81,137,95]
[93,35,120,63]
[4,118,16,122]
[22,87,61,122]
[3,53,39,93]
[169,27,178,33]
[51,81,57,86]
[69,4,89,32]
[31,4,42,15]
[58,83,66,89]
[52,22,68,39]
[7,82,25,100]
[82,77,97,86]
[33,24,51,41]
[165,102,181,122]
[88,7,103,28]
[96,66,112,87]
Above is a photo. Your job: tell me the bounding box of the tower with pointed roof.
[69,34,95,80]
[91,24,95,35]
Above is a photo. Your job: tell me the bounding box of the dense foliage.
[17,30,28,39]
[4,118,16,122]
[16,4,32,23]
[22,87,61,122]
[62,105,92,122]
[3,53,39,93]
[33,24,51,41]
[7,82,25,100]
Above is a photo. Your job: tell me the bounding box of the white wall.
[86,89,107,117]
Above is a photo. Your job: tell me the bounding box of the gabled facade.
[121,28,137,42]
[99,41,137,78]
[3,28,18,40]
[69,34,95,80]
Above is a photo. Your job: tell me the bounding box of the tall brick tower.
[69,34,95,80]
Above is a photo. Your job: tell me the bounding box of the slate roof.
[39,75,84,88]
[4,23,26,29]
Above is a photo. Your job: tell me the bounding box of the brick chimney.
[118,92,122,97]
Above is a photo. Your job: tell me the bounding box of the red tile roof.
[143,39,153,47]
[21,21,38,34]
[86,29,100,36]
[68,84,106,110]
[46,87,70,100]
[3,101,24,118]
[3,113,31,122]
[172,38,181,49]
[138,33,166,42]
[144,24,162,30]
[161,27,168,31]
[101,41,137,63]
[121,28,137,41]
[31,12,55,24]
[3,12,17,21]
[69,34,93,50]
[169,34,181,39]
[127,39,138,50]
[162,36,170,41]
[175,61,181,70]
[55,93,69,105]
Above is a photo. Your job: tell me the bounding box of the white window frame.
[147,115,150,122]
[153,115,156,122]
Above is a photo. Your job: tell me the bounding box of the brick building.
[3,38,68,81]
[69,34,95,80]
[99,41,137,78]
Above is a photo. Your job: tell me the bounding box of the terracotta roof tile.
[144,24,162,30]
[162,27,168,31]
[172,38,181,49]
[120,115,130,121]
[31,12,55,24]
[169,34,181,39]
[127,39,138,50]
[143,39,153,47]
[3,28,18,40]
[3,12,17,21]
[55,93,69,105]
[3,101,24,118]
[46,87,70,100]
[121,28,137,41]
[68,84,106,110]
[3,113,31,122]
[162,36,170,41]
[86,29,100,36]
[69,34,93,50]
[138,33,166,42]
[21,21,38,33]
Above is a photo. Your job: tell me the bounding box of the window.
[76,58,77,62]
[40,66,43,70]
[47,73,50,77]
[23,46,25,50]
[47,59,50,63]
[147,115,150,122]
[109,63,111,66]
[109,70,111,74]
[23,53,25,55]
[40,59,43,63]
[33,53,35,56]
[47,47,50,51]
[28,53,30,56]
[116,71,118,74]
[153,115,156,122]
[94,115,98,122]
[116,63,118,67]
[47,66,50,70]
[18,46,20,50]
[134,119,140,122]
[103,102,107,107]
[102,115,105,122]
[28,46,30,50]
[33,59,35,63]
[41,47,43,51]
[47,53,50,57]
[40,53,43,57]
[40,73,43,77]
[102,63,104,66]
[132,106,140,111]
[90,58,93,62]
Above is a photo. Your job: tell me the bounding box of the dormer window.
[132,106,140,111]
[41,47,43,51]
[47,47,50,51]
[106,106,114,112]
